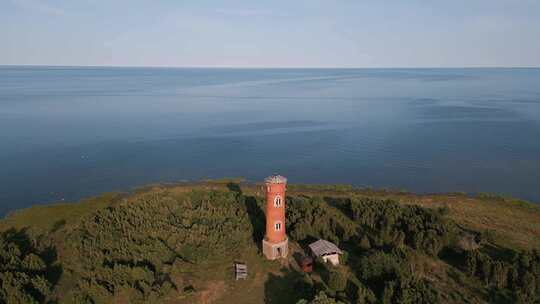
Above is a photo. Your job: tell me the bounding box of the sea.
[1,66,539,216]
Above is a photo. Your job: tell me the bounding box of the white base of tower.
[262,237,289,260]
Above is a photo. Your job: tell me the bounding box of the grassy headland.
[1,181,539,303]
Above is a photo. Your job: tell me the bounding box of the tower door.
[277,247,282,257]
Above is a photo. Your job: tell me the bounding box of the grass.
[152,234,301,304]
[394,194,540,250]
[0,192,121,235]
[3,182,539,250]
[1,181,539,303]
[267,184,540,250]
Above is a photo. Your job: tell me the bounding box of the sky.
[2,0,540,68]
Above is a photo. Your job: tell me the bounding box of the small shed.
[300,255,313,273]
[309,239,342,266]
[234,262,247,280]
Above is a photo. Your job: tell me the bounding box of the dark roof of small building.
[309,239,342,257]
[264,174,287,184]
[300,255,313,264]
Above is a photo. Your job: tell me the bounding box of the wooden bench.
[234,263,247,280]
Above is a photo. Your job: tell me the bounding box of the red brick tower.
[262,174,289,260]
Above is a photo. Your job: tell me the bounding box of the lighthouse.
[262,174,289,260]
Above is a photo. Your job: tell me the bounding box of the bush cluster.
[0,229,58,303]
[1,187,538,303]
[61,190,253,303]
[465,249,540,303]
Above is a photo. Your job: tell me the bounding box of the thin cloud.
[214,8,274,17]
[10,0,65,15]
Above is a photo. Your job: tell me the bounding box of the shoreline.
[2,179,538,220]
[2,180,539,250]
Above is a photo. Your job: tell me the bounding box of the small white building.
[308,239,342,266]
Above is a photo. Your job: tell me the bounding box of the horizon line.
[1,64,540,70]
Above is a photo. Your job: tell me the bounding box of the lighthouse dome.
[264,174,287,184]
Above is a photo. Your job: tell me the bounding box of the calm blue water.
[1,66,540,216]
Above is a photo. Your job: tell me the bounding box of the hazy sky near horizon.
[2,0,540,67]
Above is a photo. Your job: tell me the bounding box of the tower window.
[274,195,282,207]
[275,221,282,231]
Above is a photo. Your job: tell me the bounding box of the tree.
[359,235,371,250]
[466,251,478,276]
[490,261,508,288]
[0,229,56,303]
[328,268,348,292]
[356,283,376,304]
[515,272,536,303]
[482,258,493,286]
[22,254,46,272]
[382,281,395,304]
[297,291,345,304]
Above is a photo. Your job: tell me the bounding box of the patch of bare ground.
[114,290,131,304]
[211,270,267,304]
[198,280,227,304]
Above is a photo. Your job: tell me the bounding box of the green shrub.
[62,190,254,302]
[328,268,348,292]
[0,229,57,303]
